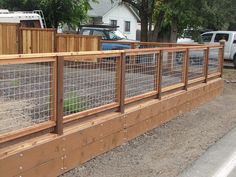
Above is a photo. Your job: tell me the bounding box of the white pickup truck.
[201,31,236,68]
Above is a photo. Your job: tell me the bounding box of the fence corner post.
[54,56,64,135]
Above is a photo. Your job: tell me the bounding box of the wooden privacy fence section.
[0,23,101,54]
[0,24,19,54]
[56,34,101,52]
[0,43,224,177]
[20,28,56,54]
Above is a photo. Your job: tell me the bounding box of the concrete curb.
[178,127,236,177]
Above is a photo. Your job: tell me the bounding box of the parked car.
[177,31,236,68]
[201,31,236,68]
[79,24,132,50]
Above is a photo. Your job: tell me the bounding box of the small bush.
[64,92,86,114]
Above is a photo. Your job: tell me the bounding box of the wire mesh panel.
[0,62,54,134]
[162,51,185,88]
[188,49,205,80]
[208,48,220,74]
[125,53,158,98]
[63,57,118,116]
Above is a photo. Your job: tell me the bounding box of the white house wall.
[102,4,138,40]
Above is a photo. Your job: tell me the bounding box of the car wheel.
[233,54,236,69]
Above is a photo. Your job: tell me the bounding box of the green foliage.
[10,80,20,87]
[64,92,86,114]
[123,0,236,42]
[0,0,97,28]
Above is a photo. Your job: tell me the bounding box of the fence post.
[54,56,64,135]
[204,47,209,83]
[184,48,189,90]
[117,52,125,113]
[157,50,163,100]
[219,40,225,77]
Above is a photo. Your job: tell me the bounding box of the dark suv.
[79,24,132,50]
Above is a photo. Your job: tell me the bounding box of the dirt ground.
[61,68,236,177]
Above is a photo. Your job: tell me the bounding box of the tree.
[122,0,155,42]
[123,0,236,42]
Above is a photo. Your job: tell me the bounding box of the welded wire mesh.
[162,51,184,88]
[0,62,53,134]
[208,48,220,74]
[125,53,158,98]
[63,58,118,116]
[188,50,205,80]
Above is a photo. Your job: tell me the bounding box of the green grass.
[10,80,20,87]
[64,92,86,114]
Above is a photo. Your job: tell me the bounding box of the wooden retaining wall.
[0,79,224,177]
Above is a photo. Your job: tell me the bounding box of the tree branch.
[122,0,141,11]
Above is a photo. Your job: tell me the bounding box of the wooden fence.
[56,34,101,52]
[0,43,224,177]
[20,28,56,54]
[0,43,224,143]
[0,23,19,54]
[0,23,101,54]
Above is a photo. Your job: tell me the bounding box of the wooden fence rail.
[0,43,224,144]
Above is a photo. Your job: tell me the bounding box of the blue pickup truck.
[79,25,132,50]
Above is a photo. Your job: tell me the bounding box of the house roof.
[88,0,140,21]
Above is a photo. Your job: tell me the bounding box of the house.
[88,0,140,40]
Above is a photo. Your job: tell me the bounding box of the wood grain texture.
[0,79,223,177]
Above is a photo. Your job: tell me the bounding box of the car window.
[81,29,90,35]
[214,33,229,42]
[201,33,213,42]
[93,30,107,40]
[108,31,125,40]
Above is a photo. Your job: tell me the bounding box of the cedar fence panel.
[56,34,101,52]
[0,23,101,54]
[20,28,56,54]
[0,23,19,54]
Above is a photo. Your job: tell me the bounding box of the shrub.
[64,92,86,114]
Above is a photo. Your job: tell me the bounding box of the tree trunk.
[140,13,148,42]
[170,17,178,43]
[150,11,165,41]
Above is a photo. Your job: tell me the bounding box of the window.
[110,20,117,27]
[214,33,229,42]
[201,33,213,43]
[124,21,130,32]
[93,30,107,40]
[81,29,91,35]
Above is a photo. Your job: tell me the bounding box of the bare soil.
[61,68,236,177]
